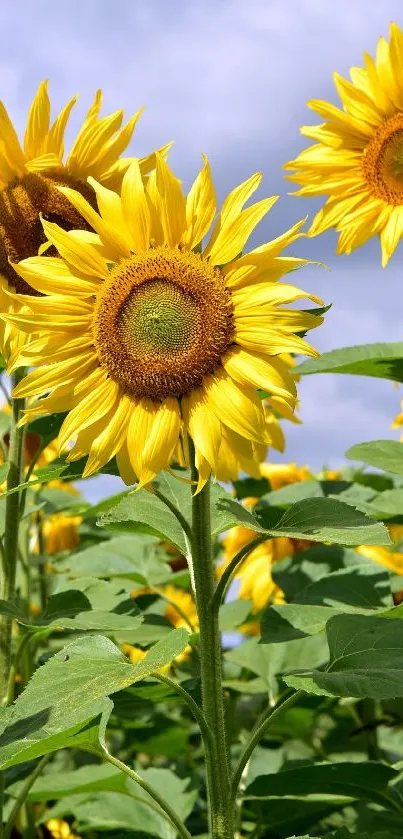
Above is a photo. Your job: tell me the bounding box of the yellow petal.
[235,323,320,356]
[205,196,278,266]
[41,218,109,278]
[223,218,307,287]
[116,434,138,486]
[58,375,119,452]
[128,397,181,486]
[24,81,51,160]
[13,352,97,398]
[121,159,151,251]
[232,283,323,311]
[58,184,128,261]
[67,106,123,178]
[47,95,77,159]
[380,206,403,267]
[88,109,143,180]
[183,154,216,250]
[203,370,265,443]
[86,176,131,256]
[11,256,100,296]
[222,347,297,401]
[83,393,132,477]
[0,101,26,175]
[155,153,186,247]
[182,387,222,472]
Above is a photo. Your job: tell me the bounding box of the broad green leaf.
[0,629,189,769]
[29,578,144,633]
[284,613,403,699]
[262,564,392,643]
[225,634,327,701]
[258,497,390,546]
[9,763,126,801]
[346,441,403,475]
[295,341,403,382]
[273,545,375,601]
[99,471,262,552]
[245,761,398,809]
[232,476,270,500]
[57,535,172,586]
[218,599,253,631]
[261,479,324,506]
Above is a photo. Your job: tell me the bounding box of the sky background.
[1,0,402,500]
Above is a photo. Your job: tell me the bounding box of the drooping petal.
[128,397,181,486]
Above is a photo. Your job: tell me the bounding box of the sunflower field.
[3,10,403,839]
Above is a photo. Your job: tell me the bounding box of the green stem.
[4,754,50,839]
[36,516,47,612]
[0,372,26,704]
[230,690,302,807]
[211,534,271,611]
[102,751,192,839]
[154,671,213,746]
[357,698,381,761]
[189,441,233,839]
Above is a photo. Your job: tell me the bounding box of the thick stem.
[189,441,233,839]
[0,373,26,704]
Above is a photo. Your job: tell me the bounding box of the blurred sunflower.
[0,80,166,361]
[8,155,323,488]
[285,22,403,266]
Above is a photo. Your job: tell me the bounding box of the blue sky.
[2,0,403,499]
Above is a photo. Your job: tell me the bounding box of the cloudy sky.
[1,0,402,498]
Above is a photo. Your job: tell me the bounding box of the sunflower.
[284,22,403,266]
[0,80,166,361]
[8,154,323,489]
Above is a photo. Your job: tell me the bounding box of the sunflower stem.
[0,371,26,705]
[189,441,233,839]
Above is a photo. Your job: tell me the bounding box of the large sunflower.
[284,22,403,266]
[7,154,323,488]
[0,80,166,360]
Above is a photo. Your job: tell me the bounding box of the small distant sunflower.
[0,80,166,360]
[8,154,323,488]
[285,22,403,266]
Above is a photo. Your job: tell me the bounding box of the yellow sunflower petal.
[58,184,129,260]
[182,387,222,472]
[154,153,186,247]
[128,397,181,487]
[41,218,109,278]
[203,370,265,443]
[205,196,278,266]
[222,347,297,401]
[46,95,77,159]
[58,374,119,452]
[183,154,216,250]
[11,256,101,296]
[82,393,132,477]
[24,80,51,160]
[121,159,151,251]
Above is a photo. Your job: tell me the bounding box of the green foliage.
[296,341,403,382]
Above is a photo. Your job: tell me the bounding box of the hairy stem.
[230,690,302,807]
[103,751,192,839]
[0,372,26,704]
[189,441,233,839]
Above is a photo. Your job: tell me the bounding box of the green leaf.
[225,634,327,700]
[29,578,144,633]
[99,471,263,552]
[258,497,391,546]
[8,761,125,802]
[218,599,253,631]
[346,440,403,475]
[0,630,189,769]
[284,613,403,699]
[295,341,403,382]
[57,535,171,586]
[245,761,398,809]
[232,476,270,500]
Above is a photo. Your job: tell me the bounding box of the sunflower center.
[0,170,96,295]
[93,247,235,401]
[363,113,403,204]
